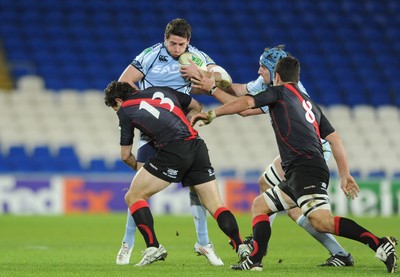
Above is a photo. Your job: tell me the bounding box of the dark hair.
[164,18,192,39]
[104,81,137,107]
[274,56,300,84]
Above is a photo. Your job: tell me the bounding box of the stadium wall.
[1,175,399,216]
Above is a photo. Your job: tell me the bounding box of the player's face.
[258,64,271,83]
[165,35,190,58]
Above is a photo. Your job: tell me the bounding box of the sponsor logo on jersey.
[143,47,152,55]
[159,55,168,62]
[152,64,181,74]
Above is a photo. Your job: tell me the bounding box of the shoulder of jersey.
[142,43,163,55]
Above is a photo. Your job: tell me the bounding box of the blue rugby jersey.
[131,43,215,95]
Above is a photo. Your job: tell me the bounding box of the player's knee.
[259,163,282,193]
[258,175,270,192]
[252,195,271,215]
[124,191,133,206]
[287,208,303,222]
[308,212,334,233]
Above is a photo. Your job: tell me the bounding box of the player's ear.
[273,72,280,85]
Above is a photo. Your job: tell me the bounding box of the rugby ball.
[178,52,207,70]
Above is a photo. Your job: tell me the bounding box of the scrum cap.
[260,45,287,81]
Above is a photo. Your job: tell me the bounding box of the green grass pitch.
[0,213,398,276]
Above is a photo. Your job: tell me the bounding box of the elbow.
[238,111,250,117]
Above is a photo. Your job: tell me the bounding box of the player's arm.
[191,71,262,117]
[222,83,249,96]
[185,97,203,121]
[174,90,203,121]
[190,95,255,126]
[120,144,138,171]
[212,88,263,117]
[118,110,138,171]
[207,64,232,89]
[323,127,359,199]
[118,65,143,90]
[181,61,232,92]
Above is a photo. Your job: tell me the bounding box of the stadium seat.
[218,169,237,178]
[87,158,109,173]
[0,0,399,178]
[367,170,387,179]
[112,160,133,173]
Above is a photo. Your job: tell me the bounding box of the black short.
[136,141,157,163]
[279,159,330,202]
[143,139,216,187]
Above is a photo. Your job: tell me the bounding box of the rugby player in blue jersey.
[115,18,231,266]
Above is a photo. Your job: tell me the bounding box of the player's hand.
[340,175,360,199]
[191,70,216,93]
[180,60,202,80]
[190,110,216,127]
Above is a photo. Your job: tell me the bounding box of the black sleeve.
[171,89,192,110]
[117,109,135,146]
[319,111,335,139]
[249,86,280,108]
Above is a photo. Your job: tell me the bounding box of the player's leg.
[296,165,397,274]
[306,208,397,273]
[261,155,353,266]
[231,184,297,271]
[193,179,244,256]
[185,140,223,266]
[258,157,284,226]
[189,186,222,266]
[116,141,155,265]
[125,167,170,266]
[116,209,137,265]
[287,207,353,266]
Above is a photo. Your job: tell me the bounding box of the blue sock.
[122,208,136,249]
[190,191,209,246]
[297,214,348,256]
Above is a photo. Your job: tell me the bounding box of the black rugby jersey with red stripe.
[250,83,335,170]
[117,86,198,148]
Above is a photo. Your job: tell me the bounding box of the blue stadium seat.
[55,146,83,173]
[350,170,362,180]
[112,160,134,173]
[393,171,400,179]
[368,170,387,179]
[87,158,109,173]
[219,169,237,178]
[244,169,262,180]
